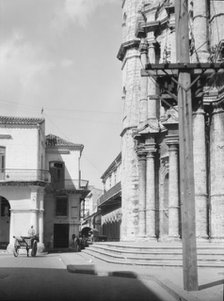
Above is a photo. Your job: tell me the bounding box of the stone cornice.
[136,17,169,38]
[117,39,140,61]
[120,126,137,137]
[0,116,44,130]
[0,181,47,187]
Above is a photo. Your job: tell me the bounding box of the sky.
[0,0,123,189]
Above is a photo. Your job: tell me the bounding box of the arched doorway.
[0,196,10,248]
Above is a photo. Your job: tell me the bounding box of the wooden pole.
[175,0,198,291]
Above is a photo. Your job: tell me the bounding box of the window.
[56,196,68,216]
[49,161,65,189]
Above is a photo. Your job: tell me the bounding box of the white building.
[0,116,88,251]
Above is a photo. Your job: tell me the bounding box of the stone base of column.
[37,242,46,253]
[6,244,14,254]
[136,236,148,242]
[166,236,181,241]
[196,236,209,241]
[208,237,224,242]
[145,236,157,241]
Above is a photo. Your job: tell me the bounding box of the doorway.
[0,196,10,248]
[53,224,69,248]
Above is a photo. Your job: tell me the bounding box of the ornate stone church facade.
[118,0,224,241]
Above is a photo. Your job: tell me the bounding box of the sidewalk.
[60,251,224,301]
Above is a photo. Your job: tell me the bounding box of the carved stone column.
[192,0,209,62]
[137,146,147,238]
[166,136,180,239]
[147,34,157,120]
[193,106,208,239]
[139,39,148,127]
[210,104,224,240]
[38,192,45,252]
[168,10,176,63]
[145,141,156,239]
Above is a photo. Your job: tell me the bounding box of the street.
[0,252,169,301]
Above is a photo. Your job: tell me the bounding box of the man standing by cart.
[28,225,36,248]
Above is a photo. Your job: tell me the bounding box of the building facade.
[44,134,89,249]
[118,0,224,241]
[0,117,88,251]
[80,186,102,235]
[98,153,122,241]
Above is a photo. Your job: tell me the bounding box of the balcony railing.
[0,169,50,182]
[98,181,121,207]
[64,179,89,190]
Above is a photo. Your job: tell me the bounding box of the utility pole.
[175,0,198,291]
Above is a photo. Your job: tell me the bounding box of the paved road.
[0,252,171,301]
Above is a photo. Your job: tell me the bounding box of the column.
[193,0,209,62]
[145,141,156,239]
[147,33,157,120]
[8,209,15,247]
[38,193,45,252]
[210,104,224,240]
[137,147,147,238]
[30,188,38,232]
[166,136,180,239]
[169,15,176,63]
[139,39,148,127]
[193,106,208,239]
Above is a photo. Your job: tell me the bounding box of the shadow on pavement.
[0,267,165,301]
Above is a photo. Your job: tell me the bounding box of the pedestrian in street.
[28,225,36,250]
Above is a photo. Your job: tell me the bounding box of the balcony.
[98,181,121,208]
[0,169,50,183]
[64,179,89,190]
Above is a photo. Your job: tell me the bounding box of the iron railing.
[0,169,50,182]
[64,179,89,190]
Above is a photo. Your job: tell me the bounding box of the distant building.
[98,153,121,241]
[80,186,102,234]
[0,116,89,251]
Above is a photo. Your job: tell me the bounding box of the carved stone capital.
[165,135,179,150]
[139,39,148,54]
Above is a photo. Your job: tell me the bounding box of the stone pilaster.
[38,194,45,252]
[210,104,224,240]
[139,39,148,127]
[9,210,15,246]
[137,148,147,238]
[145,142,156,239]
[166,136,180,239]
[193,106,208,239]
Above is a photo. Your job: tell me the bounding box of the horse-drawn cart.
[13,235,38,257]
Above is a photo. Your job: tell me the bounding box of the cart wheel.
[13,246,18,257]
[31,241,37,257]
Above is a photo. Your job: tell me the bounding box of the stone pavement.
[60,251,224,301]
